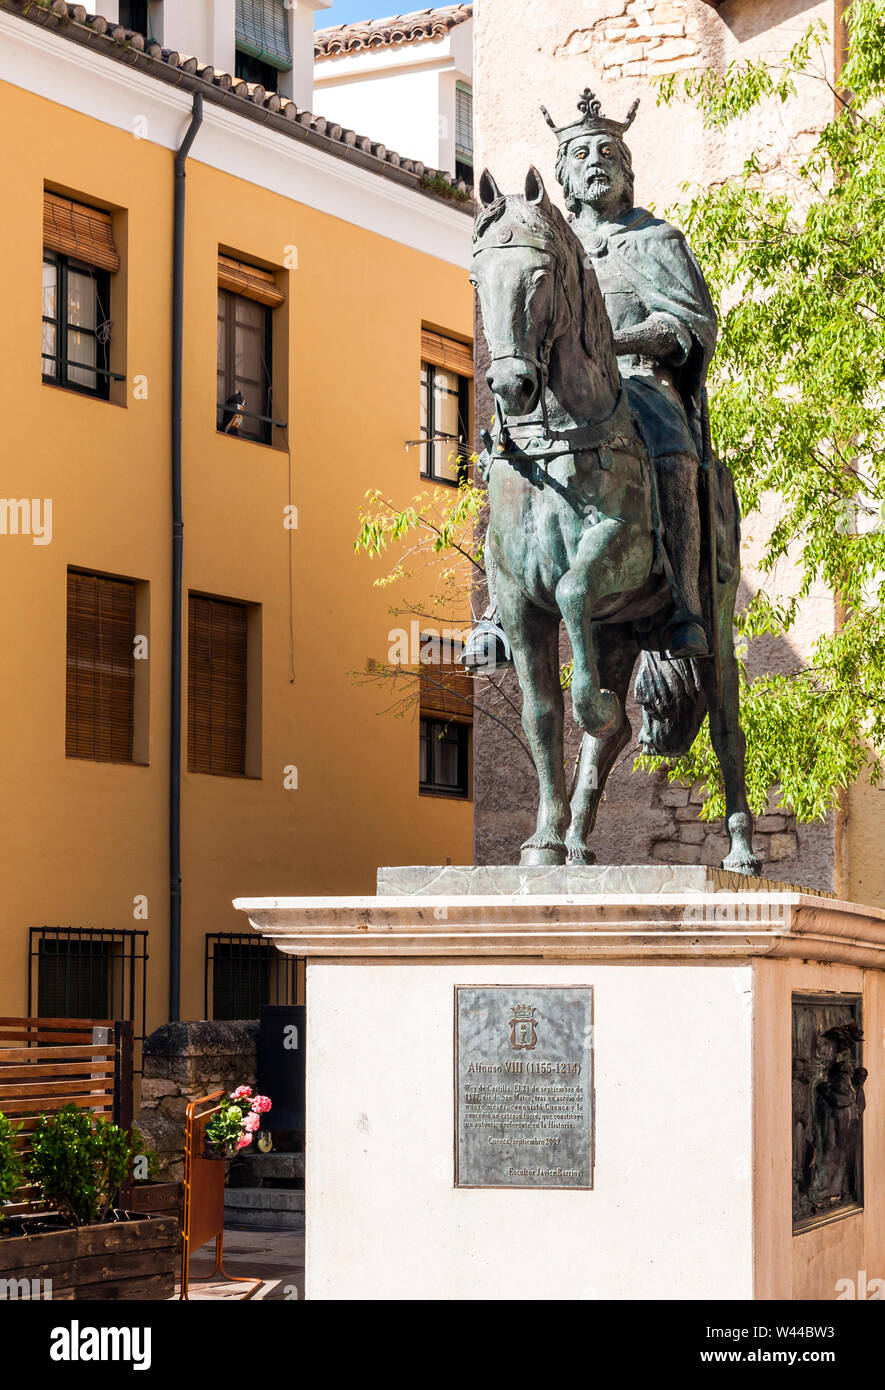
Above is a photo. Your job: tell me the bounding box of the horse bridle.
[473,230,629,466]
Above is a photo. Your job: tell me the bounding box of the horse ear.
[478,169,501,206]
[525,166,551,210]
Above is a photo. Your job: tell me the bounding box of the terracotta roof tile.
[314,4,472,60]
[0,0,473,204]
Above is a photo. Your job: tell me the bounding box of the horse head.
[472,167,610,422]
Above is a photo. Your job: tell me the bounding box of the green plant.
[28,1105,133,1225]
[0,1110,24,1216]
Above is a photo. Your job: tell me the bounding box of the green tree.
[354,480,533,760]
[641,0,885,819]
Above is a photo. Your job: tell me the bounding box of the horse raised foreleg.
[565,625,638,865]
[702,607,761,876]
[496,572,570,866]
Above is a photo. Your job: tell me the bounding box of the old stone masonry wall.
[555,0,701,80]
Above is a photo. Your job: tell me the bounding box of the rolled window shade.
[419,660,474,722]
[43,193,120,273]
[236,0,292,71]
[218,255,286,307]
[421,329,473,378]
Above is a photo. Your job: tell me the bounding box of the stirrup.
[661,614,714,662]
[461,619,513,672]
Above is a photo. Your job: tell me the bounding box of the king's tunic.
[574,206,718,461]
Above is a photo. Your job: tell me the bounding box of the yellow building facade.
[0,2,474,1038]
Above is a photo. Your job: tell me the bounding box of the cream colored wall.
[0,76,473,1031]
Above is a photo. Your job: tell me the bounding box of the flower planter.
[0,1212,179,1300]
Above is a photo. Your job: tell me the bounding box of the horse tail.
[634,651,708,758]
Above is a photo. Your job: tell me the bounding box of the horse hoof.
[566,845,596,866]
[721,854,762,878]
[520,843,567,866]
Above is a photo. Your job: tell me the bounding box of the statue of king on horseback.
[463,87,760,875]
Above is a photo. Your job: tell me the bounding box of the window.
[235,0,292,89]
[419,635,472,798]
[66,571,136,762]
[420,717,471,797]
[455,82,474,185]
[217,256,285,445]
[118,0,148,32]
[205,934,303,1020]
[235,51,279,89]
[188,595,252,776]
[420,330,473,486]
[42,193,120,399]
[37,938,111,1019]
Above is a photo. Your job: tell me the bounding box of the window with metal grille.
[66,571,136,763]
[188,595,249,776]
[236,0,292,71]
[455,82,473,184]
[217,288,274,445]
[205,934,303,1020]
[29,926,149,1068]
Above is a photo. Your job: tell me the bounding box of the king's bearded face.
[559,133,631,215]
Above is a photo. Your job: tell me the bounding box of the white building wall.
[305,958,755,1300]
[314,21,473,173]
[313,65,445,166]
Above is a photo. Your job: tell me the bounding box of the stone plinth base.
[235,869,885,1301]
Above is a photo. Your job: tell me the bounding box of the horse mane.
[474,195,616,374]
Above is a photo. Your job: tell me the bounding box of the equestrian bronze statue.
[464,88,759,874]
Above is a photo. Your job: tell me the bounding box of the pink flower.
[231,1086,253,1101]
[236,1133,252,1150]
[243,1112,259,1133]
[251,1095,272,1114]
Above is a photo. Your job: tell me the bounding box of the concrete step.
[228,1151,304,1188]
[224,1186,305,1232]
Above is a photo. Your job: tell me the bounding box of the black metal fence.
[204,932,304,1020]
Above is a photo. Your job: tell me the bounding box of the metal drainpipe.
[170,93,203,1023]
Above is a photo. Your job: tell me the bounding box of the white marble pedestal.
[234,867,885,1301]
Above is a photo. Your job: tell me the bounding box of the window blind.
[218,255,286,307]
[188,595,249,776]
[419,649,474,722]
[421,329,473,378]
[235,0,293,71]
[44,193,120,274]
[66,571,136,762]
[456,83,473,160]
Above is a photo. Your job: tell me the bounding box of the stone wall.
[471,0,844,892]
[135,1020,258,1181]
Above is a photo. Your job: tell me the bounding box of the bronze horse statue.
[471,167,759,874]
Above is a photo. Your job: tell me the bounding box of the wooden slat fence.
[0,1016,133,1217]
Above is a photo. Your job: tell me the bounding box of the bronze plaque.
[455,985,594,1188]
[792,993,865,1231]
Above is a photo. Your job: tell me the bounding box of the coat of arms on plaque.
[509,1004,538,1050]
